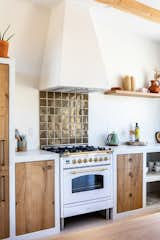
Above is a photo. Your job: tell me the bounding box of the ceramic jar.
[148,80,160,93]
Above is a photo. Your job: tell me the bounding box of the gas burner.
[42,145,110,155]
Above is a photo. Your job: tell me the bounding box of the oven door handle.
[70,168,108,175]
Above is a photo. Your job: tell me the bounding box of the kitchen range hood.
[40,0,108,92]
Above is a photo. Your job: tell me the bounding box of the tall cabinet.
[0,59,14,240]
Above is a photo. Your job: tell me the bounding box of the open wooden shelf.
[104,90,160,99]
[146,172,160,183]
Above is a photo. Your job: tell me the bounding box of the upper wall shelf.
[104,90,160,99]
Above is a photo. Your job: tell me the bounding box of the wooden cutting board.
[126,141,147,146]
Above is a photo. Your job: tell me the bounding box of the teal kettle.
[107,132,119,146]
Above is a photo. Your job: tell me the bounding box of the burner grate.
[42,145,106,154]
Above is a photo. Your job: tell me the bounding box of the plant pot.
[0,40,9,58]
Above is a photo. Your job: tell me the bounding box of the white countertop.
[14,145,160,163]
[15,150,59,163]
[112,144,160,154]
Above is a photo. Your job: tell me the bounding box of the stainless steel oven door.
[63,165,112,204]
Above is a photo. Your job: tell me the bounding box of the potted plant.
[0,25,14,58]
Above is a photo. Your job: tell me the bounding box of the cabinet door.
[16,161,55,236]
[0,64,9,171]
[117,154,132,213]
[130,154,143,211]
[117,154,143,213]
[0,171,9,239]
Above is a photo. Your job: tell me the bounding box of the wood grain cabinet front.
[0,171,9,239]
[0,64,9,171]
[117,153,143,213]
[16,161,55,236]
[0,63,9,240]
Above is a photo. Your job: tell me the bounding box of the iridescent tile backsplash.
[40,92,88,147]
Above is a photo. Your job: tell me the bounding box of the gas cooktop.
[42,145,111,155]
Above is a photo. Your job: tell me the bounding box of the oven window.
[72,175,104,193]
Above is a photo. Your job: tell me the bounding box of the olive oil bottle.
[135,123,140,142]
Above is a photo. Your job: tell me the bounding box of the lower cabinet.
[117,153,143,213]
[0,171,9,239]
[16,161,55,236]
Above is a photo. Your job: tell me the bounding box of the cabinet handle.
[42,165,53,171]
[129,193,133,198]
[129,172,133,178]
[0,176,5,202]
[5,93,9,99]
[42,166,47,171]
[0,140,5,167]
[47,165,53,170]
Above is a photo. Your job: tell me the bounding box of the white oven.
[63,165,112,204]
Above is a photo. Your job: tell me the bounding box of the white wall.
[0,0,51,149]
[91,7,160,89]
[89,93,160,145]
[89,8,160,146]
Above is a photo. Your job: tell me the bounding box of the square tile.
[48,115,55,123]
[62,100,69,108]
[62,93,69,100]
[48,92,54,98]
[48,139,55,145]
[55,108,61,115]
[40,99,47,106]
[48,99,54,107]
[55,100,61,108]
[40,123,48,131]
[40,91,47,98]
[40,131,48,139]
[49,108,55,114]
[83,138,88,144]
[40,107,48,115]
[40,115,48,122]
[55,92,61,99]
[40,139,47,146]
[48,131,55,138]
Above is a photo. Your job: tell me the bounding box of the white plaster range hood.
[40,0,108,92]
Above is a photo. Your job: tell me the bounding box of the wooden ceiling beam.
[96,0,160,23]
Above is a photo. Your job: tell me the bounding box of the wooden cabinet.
[0,64,9,171]
[117,153,143,213]
[0,63,9,239]
[0,171,9,239]
[16,161,55,236]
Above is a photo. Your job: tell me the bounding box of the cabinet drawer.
[0,140,9,171]
[0,171,9,239]
[0,114,9,139]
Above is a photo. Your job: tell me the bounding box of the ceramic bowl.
[156,162,160,166]
[155,165,160,172]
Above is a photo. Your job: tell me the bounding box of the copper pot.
[148,80,160,93]
[0,40,9,58]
